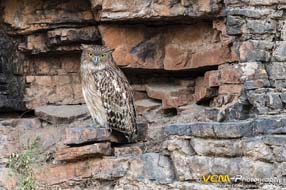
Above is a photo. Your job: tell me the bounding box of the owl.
[80,44,137,142]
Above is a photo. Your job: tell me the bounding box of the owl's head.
[80,44,115,71]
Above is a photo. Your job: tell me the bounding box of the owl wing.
[98,67,137,140]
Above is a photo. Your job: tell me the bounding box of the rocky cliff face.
[1,0,286,189]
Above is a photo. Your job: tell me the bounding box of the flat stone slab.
[135,99,161,113]
[64,121,148,145]
[55,142,113,161]
[63,127,126,145]
[35,105,89,124]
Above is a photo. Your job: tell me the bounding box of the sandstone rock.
[145,82,193,109]
[34,158,129,185]
[135,99,161,113]
[55,142,113,161]
[194,77,218,103]
[21,26,100,54]
[35,105,89,124]
[219,64,242,84]
[3,0,94,34]
[47,26,100,47]
[0,118,42,163]
[190,44,236,69]
[99,25,161,69]
[63,127,125,145]
[96,0,221,22]
[218,84,243,95]
[100,23,236,71]
[0,167,17,190]
[204,70,221,87]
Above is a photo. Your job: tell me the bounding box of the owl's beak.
[92,56,100,64]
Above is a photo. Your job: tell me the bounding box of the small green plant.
[7,136,41,190]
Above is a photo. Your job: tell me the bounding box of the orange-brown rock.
[0,168,17,190]
[55,142,113,161]
[194,77,218,103]
[190,44,235,69]
[135,99,161,113]
[100,23,236,71]
[3,0,94,34]
[99,25,163,69]
[96,0,221,22]
[204,70,221,87]
[63,127,126,145]
[20,27,100,54]
[145,83,193,109]
[47,26,100,46]
[218,84,243,95]
[219,64,242,84]
[34,158,129,185]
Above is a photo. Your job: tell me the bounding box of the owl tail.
[125,131,138,143]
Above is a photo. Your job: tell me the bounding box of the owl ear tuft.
[107,48,115,53]
[80,44,89,50]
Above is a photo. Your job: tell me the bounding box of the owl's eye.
[100,54,106,59]
[88,53,93,58]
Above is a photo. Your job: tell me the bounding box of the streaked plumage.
[80,45,137,141]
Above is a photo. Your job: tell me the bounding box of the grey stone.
[253,116,286,135]
[266,62,286,80]
[171,154,210,181]
[241,137,274,162]
[190,138,242,157]
[269,79,286,88]
[266,93,283,110]
[224,102,252,121]
[274,163,286,177]
[0,28,25,112]
[128,153,175,184]
[226,8,274,18]
[246,19,277,34]
[247,90,269,114]
[244,79,270,90]
[226,16,244,35]
[213,121,254,138]
[239,41,273,62]
[165,120,254,138]
[273,42,286,61]
[35,105,89,124]
[164,138,195,156]
[272,145,286,162]
[279,20,286,41]
[280,93,286,104]
[239,62,268,81]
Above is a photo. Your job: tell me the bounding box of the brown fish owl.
[80,45,137,141]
